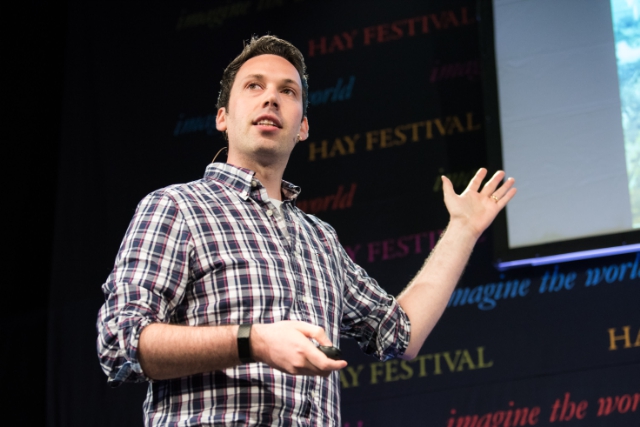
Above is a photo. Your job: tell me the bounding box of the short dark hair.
[217,35,309,117]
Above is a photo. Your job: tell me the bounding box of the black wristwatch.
[237,324,254,363]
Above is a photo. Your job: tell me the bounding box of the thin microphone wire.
[212,147,228,163]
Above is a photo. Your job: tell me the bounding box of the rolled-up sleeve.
[324,228,411,361]
[96,190,193,386]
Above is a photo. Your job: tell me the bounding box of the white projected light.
[483,0,639,268]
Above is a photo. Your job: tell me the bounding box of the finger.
[292,324,347,373]
[306,350,348,375]
[480,170,506,196]
[285,335,346,375]
[496,187,517,208]
[297,323,333,347]
[466,168,488,193]
[315,361,348,377]
[295,359,348,377]
[281,333,342,376]
[492,177,515,199]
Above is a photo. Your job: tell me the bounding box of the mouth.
[253,115,282,129]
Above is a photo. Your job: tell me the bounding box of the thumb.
[295,322,333,346]
[441,175,456,197]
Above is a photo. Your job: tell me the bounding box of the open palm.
[442,168,517,239]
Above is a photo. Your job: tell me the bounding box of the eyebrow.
[244,74,300,87]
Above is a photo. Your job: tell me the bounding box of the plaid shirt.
[97,163,410,426]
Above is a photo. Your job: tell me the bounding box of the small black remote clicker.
[318,345,343,360]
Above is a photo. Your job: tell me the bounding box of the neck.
[226,153,287,200]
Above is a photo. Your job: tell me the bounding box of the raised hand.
[441,168,517,239]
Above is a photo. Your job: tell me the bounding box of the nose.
[262,86,280,109]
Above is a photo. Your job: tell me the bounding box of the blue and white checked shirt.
[97,163,410,426]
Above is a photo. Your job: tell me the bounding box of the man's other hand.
[250,321,347,377]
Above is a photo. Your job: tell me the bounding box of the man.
[97,35,516,426]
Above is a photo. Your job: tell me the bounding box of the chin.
[252,145,292,162]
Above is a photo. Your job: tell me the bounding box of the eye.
[247,82,262,90]
[282,88,296,96]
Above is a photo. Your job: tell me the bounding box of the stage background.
[5,0,637,425]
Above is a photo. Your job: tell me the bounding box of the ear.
[297,117,309,142]
[216,107,227,131]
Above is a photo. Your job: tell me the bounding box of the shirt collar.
[204,163,301,202]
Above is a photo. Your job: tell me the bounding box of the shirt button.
[266,210,273,216]
[310,391,315,399]
[251,180,258,187]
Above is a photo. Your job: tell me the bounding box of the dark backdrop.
[4,0,66,425]
[6,1,638,426]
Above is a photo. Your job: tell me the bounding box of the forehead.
[234,54,301,86]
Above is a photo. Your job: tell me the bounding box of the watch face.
[238,324,252,339]
[237,324,254,363]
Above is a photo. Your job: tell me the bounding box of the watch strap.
[237,324,254,363]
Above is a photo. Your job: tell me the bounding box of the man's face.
[216,54,309,166]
